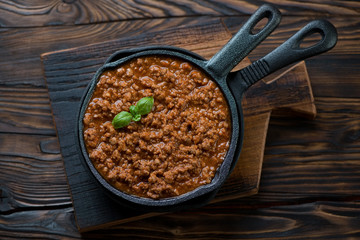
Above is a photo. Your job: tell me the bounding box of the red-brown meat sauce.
[83,55,231,199]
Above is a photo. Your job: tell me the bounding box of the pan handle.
[205,4,281,78]
[230,19,338,91]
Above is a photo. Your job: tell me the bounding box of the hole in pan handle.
[205,4,281,78]
[231,19,338,91]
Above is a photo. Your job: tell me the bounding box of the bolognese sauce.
[83,55,231,199]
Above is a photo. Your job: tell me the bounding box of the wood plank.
[261,97,360,195]
[0,134,70,213]
[111,201,360,239]
[0,86,55,135]
[1,201,360,239]
[0,1,358,27]
[0,17,203,87]
[0,207,80,239]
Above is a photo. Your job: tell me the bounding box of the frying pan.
[77,4,337,212]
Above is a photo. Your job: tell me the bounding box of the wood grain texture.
[0,86,55,135]
[92,201,360,239]
[0,0,358,27]
[0,134,70,213]
[0,17,203,87]
[262,97,360,195]
[0,207,80,239]
[1,201,360,239]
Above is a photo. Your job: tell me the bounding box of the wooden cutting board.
[41,19,315,232]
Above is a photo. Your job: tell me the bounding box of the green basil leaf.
[136,96,154,115]
[132,113,141,122]
[129,105,138,117]
[112,111,133,129]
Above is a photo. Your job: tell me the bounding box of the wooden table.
[1,1,359,239]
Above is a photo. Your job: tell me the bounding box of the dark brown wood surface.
[1,1,359,239]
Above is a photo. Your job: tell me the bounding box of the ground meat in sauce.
[83,55,231,199]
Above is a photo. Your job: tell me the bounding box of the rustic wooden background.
[0,0,359,239]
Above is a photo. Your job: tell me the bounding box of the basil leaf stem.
[132,114,141,122]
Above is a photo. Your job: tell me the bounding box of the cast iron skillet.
[77,4,337,212]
